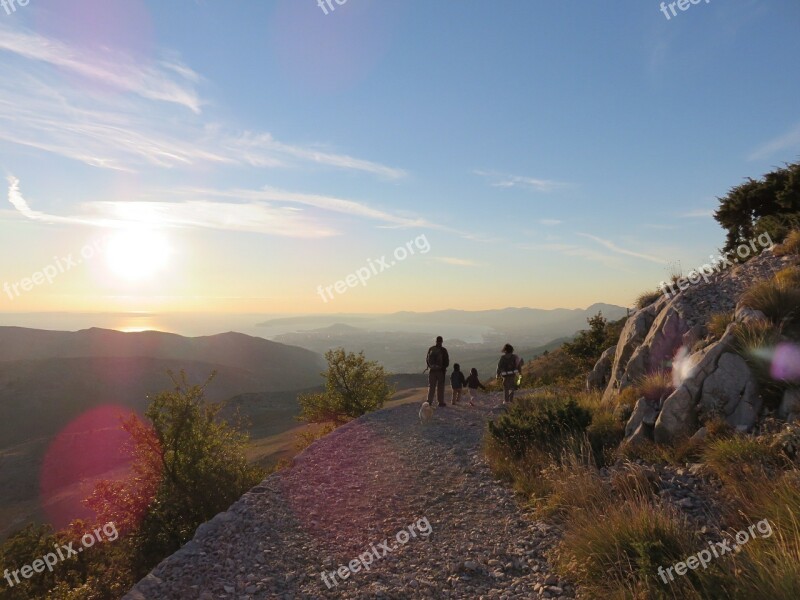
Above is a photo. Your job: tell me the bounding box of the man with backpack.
[496,343,523,404]
[426,336,450,407]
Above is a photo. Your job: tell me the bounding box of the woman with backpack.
[496,343,523,404]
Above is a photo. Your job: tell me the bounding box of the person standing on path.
[426,335,450,407]
[465,367,487,405]
[450,363,466,405]
[496,343,523,404]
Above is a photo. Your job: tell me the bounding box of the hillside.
[0,328,325,539]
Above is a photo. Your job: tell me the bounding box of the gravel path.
[125,391,576,599]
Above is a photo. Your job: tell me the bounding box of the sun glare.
[105,229,171,281]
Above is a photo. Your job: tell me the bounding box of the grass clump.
[704,435,785,488]
[587,411,625,467]
[635,289,663,309]
[554,497,703,599]
[774,230,800,256]
[707,311,734,339]
[740,278,800,329]
[637,371,675,404]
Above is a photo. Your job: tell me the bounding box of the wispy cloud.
[577,233,663,264]
[432,257,481,267]
[475,170,569,193]
[7,178,485,240]
[749,122,800,161]
[539,219,562,226]
[0,23,202,113]
[0,23,405,178]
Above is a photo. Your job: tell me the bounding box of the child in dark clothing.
[465,367,486,405]
[450,363,467,405]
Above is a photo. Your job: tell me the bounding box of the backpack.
[427,345,445,371]
[498,353,517,373]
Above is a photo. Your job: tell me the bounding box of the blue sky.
[0,0,799,315]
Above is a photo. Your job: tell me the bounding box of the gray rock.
[700,353,761,431]
[779,388,800,420]
[603,304,658,402]
[586,345,617,391]
[624,398,657,439]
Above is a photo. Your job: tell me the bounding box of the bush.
[298,348,394,425]
[487,393,592,459]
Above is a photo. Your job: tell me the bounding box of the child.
[450,363,466,405]
[465,367,486,405]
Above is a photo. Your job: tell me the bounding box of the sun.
[105,228,171,281]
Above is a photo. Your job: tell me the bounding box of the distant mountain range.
[266,304,628,373]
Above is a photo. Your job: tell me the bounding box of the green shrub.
[487,394,592,459]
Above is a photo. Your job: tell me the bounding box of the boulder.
[654,324,736,443]
[626,422,654,447]
[624,397,658,440]
[603,304,659,403]
[699,352,761,432]
[618,304,690,391]
[586,345,617,391]
[779,388,800,422]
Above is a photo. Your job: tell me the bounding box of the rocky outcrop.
[604,249,796,444]
[586,345,616,391]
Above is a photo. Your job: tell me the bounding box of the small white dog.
[419,401,434,423]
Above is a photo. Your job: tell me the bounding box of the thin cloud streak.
[475,170,570,192]
[577,233,663,264]
[749,122,800,161]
